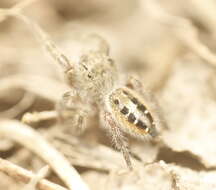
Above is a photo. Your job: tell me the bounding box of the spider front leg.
[56,91,89,134]
[103,111,133,170]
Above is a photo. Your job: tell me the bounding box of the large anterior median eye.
[108,58,114,66]
[87,73,92,79]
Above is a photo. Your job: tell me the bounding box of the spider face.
[67,51,118,99]
[108,87,158,138]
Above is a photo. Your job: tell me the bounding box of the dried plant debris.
[159,55,216,168]
[0,158,69,190]
[1,0,216,189]
[49,130,159,171]
[0,120,89,190]
[83,161,216,190]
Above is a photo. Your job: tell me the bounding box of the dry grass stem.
[10,0,38,13]
[0,92,35,118]
[12,12,73,72]
[22,111,57,124]
[0,158,68,190]
[0,74,68,102]
[0,120,90,190]
[52,133,127,171]
[23,165,50,190]
[0,0,37,22]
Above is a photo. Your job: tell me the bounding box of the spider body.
[45,34,162,169]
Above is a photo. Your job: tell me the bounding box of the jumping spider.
[38,29,162,169]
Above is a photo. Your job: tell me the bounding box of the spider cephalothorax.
[65,51,118,101]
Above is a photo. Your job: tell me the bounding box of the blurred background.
[1,0,216,189]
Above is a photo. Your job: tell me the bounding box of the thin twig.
[51,132,130,171]
[0,120,90,190]
[0,91,35,119]
[13,12,72,72]
[22,110,58,124]
[0,1,73,72]
[0,74,69,102]
[23,165,50,190]
[11,0,38,13]
[0,158,67,190]
[21,110,80,124]
[0,0,37,22]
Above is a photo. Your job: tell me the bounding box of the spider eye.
[87,73,92,79]
[108,58,114,66]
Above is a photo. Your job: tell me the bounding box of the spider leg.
[103,111,133,170]
[125,75,144,94]
[82,33,110,55]
[56,91,88,134]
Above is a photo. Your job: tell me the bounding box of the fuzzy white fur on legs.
[102,111,133,170]
[56,91,89,134]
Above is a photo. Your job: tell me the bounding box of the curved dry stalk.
[10,0,38,13]
[21,110,78,124]
[0,0,37,22]
[144,0,216,66]
[22,110,58,124]
[0,92,35,119]
[52,134,127,171]
[0,158,68,190]
[23,165,50,190]
[0,74,68,102]
[188,0,216,35]
[0,120,90,190]
[0,4,73,72]
[12,12,73,73]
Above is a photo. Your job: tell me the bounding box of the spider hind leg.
[103,111,133,170]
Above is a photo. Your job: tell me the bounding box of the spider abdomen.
[108,87,158,138]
